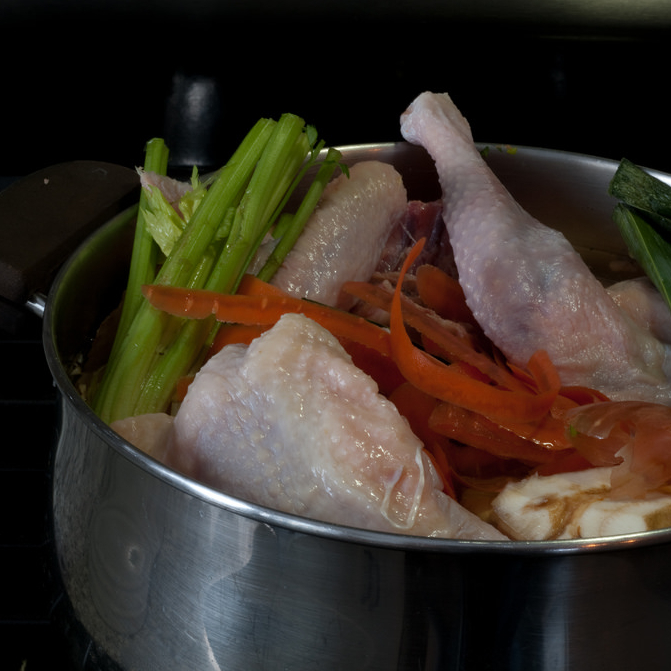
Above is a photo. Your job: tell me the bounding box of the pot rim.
[43,142,671,557]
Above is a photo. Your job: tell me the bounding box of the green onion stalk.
[609,158,671,313]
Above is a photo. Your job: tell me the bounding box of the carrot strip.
[415,263,478,327]
[388,240,559,425]
[494,383,606,450]
[559,385,610,405]
[343,278,526,392]
[434,441,532,485]
[429,401,559,464]
[237,273,288,297]
[209,323,270,355]
[533,450,594,476]
[389,382,444,446]
[440,359,493,384]
[143,284,393,358]
[340,339,405,396]
[525,349,561,395]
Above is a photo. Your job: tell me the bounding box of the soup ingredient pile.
[95,92,671,541]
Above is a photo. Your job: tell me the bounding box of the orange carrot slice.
[343,278,526,392]
[388,239,559,425]
[415,263,478,327]
[142,284,393,359]
[429,401,559,464]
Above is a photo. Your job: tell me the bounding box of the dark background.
[2,2,671,669]
[2,1,671,176]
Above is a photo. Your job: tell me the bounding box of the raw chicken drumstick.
[400,91,671,404]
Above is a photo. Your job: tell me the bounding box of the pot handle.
[0,161,140,333]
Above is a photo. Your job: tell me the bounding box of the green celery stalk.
[93,119,276,423]
[154,118,277,289]
[132,114,324,416]
[208,113,310,294]
[133,316,214,416]
[107,138,169,365]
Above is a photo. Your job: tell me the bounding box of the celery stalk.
[107,138,169,364]
[208,113,310,294]
[153,118,277,289]
[93,119,276,423]
[94,113,343,423]
[132,114,324,416]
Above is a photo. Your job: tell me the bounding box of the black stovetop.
[1,315,69,669]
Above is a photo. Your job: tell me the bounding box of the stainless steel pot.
[37,143,671,670]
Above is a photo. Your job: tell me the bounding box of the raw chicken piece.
[270,161,408,309]
[491,467,671,540]
[376,199,456,276]
[163,312,504,540]
[608,277,671,344]
[400,91,671,403]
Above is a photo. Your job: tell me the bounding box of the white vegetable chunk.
[492,468,671,540]
[163,313,505,540]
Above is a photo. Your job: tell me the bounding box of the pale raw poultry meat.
[270,160,408,309]
[161,313,504,541]
[607,277,671,345]
[375,199,456,276]
[400,91,671,403]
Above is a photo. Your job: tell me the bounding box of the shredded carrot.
[339,339,405,397]
[493,385,608,450]
[429,401,560,464]
[206,276,289,356]
[559,385,610,406]
[389,381,444,447]
[237,273,288,297]
[524,349,562,396]
[415,263,479,327]
[209,323,270,355]
[533,450,594,476]
[388,239,559,425]
[343,278,525,391]
[434,441,532,485]
[142,284,393,359]
[145,240,618,504]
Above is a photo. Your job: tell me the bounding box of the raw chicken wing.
[271,161,408,309]
[164,313,504,540]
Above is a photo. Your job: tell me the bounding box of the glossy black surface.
[0,314,64,669]
[2,8,671,177]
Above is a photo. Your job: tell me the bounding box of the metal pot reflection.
[47,143,671,670]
